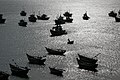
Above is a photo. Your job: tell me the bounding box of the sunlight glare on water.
[0,0,120,80]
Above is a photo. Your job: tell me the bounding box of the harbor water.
[0,0,120,80]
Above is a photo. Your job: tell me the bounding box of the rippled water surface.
[0,0,120,80]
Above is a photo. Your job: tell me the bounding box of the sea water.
[0,0,120,80]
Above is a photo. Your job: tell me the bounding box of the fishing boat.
[77,54,98,64]
[45,47,66,56]
[76,58,98,68]
[82,12,90,20]
[37,14,50,20]
[67,39,74,44]
[50,25,67,36]
[115,16,120,22]
[49,67,65,76]
[20,11,27,16]
[63,11,72,17]
[28,14,37,22]
[64,17,73,23]
[9,64,30,77]
[26,54,46,65]
[0,71,9,80]
[76,58,98,72]
[55,15,65,25]
[0,19,6,24]
[0,14,6,24]
[108,11,117,17]
[18,20,27,27]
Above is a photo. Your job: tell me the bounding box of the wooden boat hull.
[9,64,30,77]
[78,54,98,64]
[67,41,74,44]
[65,18,73,23]
[0,19,6,24]
[49,67,63,76]
[20,11,27,16]
[45,47,66,56]
[28,17,37,22]
[115,17,120,22]
[37,15,50,20]
[108,12,117,17]
[28,15,37,22]
[76,58,98,72]
[18,22,27,27]
[55,19,65,25]
[26,54,46,65]
[50,29,67,36]
[0,71,9,80]
[83,16,90,20]
[76,58,98,68]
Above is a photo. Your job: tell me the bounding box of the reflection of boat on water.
[49,67,65,76]
[0,14,6,24]
[78,54,98,64]
[20,11,27,16]
[82,12,90,20]
[45,47,66,56]
[0,71,9,80]
[9,64,30,77]
[18,20,27,27]
[26,54,46,65]
[37,14,50,20]
[50,25,67,36]
[28,14,37,22]
[108,11,117,17]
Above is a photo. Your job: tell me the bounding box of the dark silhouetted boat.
[108,11,117,17]
[64,17,73,23]
[0,71,9,80]
[0,14,6,24]
[9,64,30,77]
[115,16,120,22]
[118,10,120,15]
[20,11,27,16]
[0,19,6,24]
[67,38,74,44]
[49,67,65,76]
[82,12,90,20]
[63,11,72,17]
[78,54,98,64]
[76,58,98,68]
[55,15,65,25]
[18,20,27,27]
[28,14,37,22]
[26,54,46,65]
[50,25,67,36]
[76,58,98,72]
[45,47,66,56]
[37,14,50,20]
